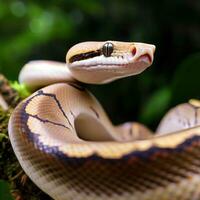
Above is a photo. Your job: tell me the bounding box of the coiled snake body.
[8,41,200,200]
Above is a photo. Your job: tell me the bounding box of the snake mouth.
[137,54,152,64]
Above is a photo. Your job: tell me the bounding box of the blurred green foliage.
[0,180,13,200]
[0,0,200,198]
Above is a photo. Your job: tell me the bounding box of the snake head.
[66,41,156,84]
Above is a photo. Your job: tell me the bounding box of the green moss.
[10,81,30,99]
[0,180,13,200]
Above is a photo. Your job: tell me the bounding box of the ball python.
[8,41,200,200]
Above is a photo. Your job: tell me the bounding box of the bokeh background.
[0,0,200,199]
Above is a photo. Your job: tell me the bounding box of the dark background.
[0,0,200,199]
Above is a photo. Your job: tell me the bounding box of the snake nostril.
[132,47,136,56]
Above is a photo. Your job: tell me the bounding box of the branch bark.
[0,93,8,110]
[0,74,51,200]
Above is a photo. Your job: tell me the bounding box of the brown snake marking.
[69,50,101,63]
[89,106,100,119]
[23,90,72,129]
[67,82,86,91]
[28,113,70,129]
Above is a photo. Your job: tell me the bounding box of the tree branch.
[0,93,8,110]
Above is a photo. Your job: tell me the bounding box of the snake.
[8,41,200,200]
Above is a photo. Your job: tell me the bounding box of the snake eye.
[102,42,113,57]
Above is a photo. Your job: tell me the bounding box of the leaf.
[139,87,172,127]
[171,52,200,104]
[10,81,30,99]
[0,133,8,142]
[0,180,13,200]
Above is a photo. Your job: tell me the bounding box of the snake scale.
[8,41,200,200]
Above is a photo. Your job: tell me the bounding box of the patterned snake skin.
[8,41,200,200]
